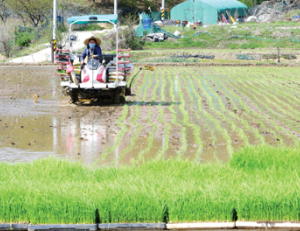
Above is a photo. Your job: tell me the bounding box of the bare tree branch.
[8,0,52,27]
[0,0,11,25]
[0,25,13,57]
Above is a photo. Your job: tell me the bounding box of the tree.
[57,0,95,18]
[8,0,52,27]
[0,25,13,57]
[0,0,11,25]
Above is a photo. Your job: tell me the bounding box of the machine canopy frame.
[67,14,118,25]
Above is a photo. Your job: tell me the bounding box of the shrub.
[76,24,103,31]
[17,32,33,47]
[125,34,144,50]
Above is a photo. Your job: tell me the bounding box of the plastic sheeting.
[170,0,248,24]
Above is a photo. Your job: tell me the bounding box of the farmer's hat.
[84,36,101,46]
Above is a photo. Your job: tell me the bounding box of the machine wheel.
[70,90,78,104]
[125,87,131,96]
[120,95,126,104]
[114,89,120,104]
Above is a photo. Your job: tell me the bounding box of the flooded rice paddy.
[1,66,300,166]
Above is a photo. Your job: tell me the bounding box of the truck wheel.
[70,90,78,104]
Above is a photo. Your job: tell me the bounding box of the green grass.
[144,22,300,50]
[1,146,300,224]
[74,24,104,31]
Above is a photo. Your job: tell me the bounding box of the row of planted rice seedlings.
[169,67,201,159]
[202,73,240,155]
[97,69,143,164]
[224,67,279,139]
[183,70,220,158]
[208,68,255,147]
[116,71,157,163]
[251,68,300,116]
[233,68,292,145]
[253,68,300,136]
[195,73,234,156]
[99,72,150,164]
[166,68,188,156]
[216,67,267,146]
[202,70,251,150]
[211,68,286,148]
[135,110,157,163]
[255,85,300,134]
[156,68,172,160]
[269,70,300,138]
[99,104,129,164]
[186,70,229,160]
[178,68,203,160]
[232,71,293,145]
[116,106,142,163]
[241,68,299,145]
[225,68,287,145]
[272,67,300,111]
[150,70,160,106]
[216,66,291,148]
[133,71,161,163]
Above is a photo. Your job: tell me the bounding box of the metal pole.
[14,27,16,45]
[161,0,165,21]
[114,0,118,85]
[114,0,117,14]
[52,0,57,63]
[278,46,280,63]
[116,24,119,86]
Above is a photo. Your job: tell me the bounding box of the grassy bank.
[145,22,300,50]
[1,146,300,224]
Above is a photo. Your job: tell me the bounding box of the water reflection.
[0,111,115,165]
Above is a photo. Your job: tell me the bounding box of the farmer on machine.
[81,36,102,64]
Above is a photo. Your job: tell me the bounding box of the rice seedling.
[225,73,283,143]
[99,71,151,164]
[166,68,188,156]
[186,70,230,154]
[180,70,203,159]
[135,110,157,163]
[197,76,233,155]
[117,106,143,162]
[1,146,300,224]
[155,69,172,160]
[233,78,288,143]
[134,71,160,162]
[99,105,129,163]
[117,71,157,162]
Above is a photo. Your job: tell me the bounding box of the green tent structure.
[170,0,248,24]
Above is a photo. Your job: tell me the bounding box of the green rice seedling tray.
[166,222,235,229]
[57,69,67,74]
[98,223,166,230]
[28,224,97,231]
[0,224,28,230]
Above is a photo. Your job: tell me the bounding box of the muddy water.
[1,66,300,165]
[0,67,127,165]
